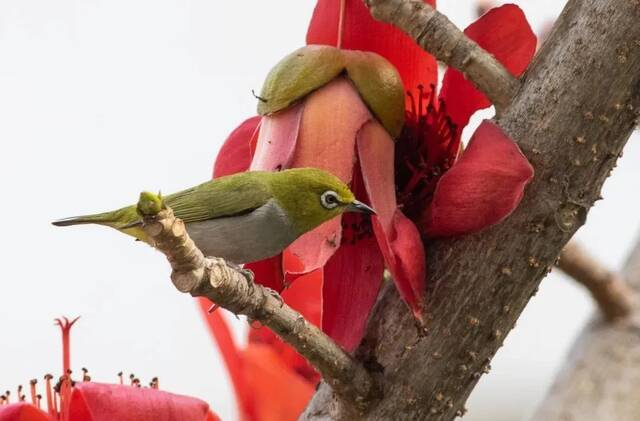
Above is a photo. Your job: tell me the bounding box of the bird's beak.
[347,200,376,215]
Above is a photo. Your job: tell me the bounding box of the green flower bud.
[258,45,405,138]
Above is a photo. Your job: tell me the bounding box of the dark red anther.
[29,379,37,406]
[44,374,54,416]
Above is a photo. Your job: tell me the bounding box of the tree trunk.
[303,0,640,419]
[532,240,640,421]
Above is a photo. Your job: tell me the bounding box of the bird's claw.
[240,268,255,284]
[264,287,284,308]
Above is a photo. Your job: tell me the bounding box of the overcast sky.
[1,1,638,420]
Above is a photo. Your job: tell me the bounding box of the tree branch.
[533,237,640,421]
[557,241,636,321]
[136,202,376,407]
[304,0,640,419]
[363,0,519,112]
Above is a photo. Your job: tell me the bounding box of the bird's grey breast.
[184,199,297,264]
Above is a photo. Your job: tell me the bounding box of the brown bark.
[303,0,640,419]
[532,239,640,421]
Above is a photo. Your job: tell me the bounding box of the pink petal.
[291,78,371,183]
[439,4,537,128]
[284,78,372,274]
[213,116,261,178]
[67,382,217,421]
[0,403,54,421]
[424,120,534,237]
[356,121,397,233]
[306,0,437,98]
[250,103,304,172]
[322,212,385,351]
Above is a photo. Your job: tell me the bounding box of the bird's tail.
[52,206,148,242]
[52,212,115,227]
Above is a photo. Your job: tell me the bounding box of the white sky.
[0,1,638,420]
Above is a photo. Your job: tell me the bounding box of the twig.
[363,0,519,112]
[137,201,376,407]
[557,242,636,322]
[533,238,640,420]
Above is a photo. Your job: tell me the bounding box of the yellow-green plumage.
[53,168,374,264]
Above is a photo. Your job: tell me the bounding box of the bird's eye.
[320,191,340,209]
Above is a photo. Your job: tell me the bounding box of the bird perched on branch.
[53,168,375,264]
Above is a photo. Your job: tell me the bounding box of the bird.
[52,168,375,264]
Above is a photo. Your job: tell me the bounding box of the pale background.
[1,1,638,420]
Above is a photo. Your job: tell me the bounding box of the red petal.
[439,4,536,128]
[281,268,323,327]
[322,227,385,352]
[250,104,304,172]
[0,403,54,421]
[67,382,217,421]
[248,270,323,384]
[372,211,426,320]
[213,116,261,178]
[424,120,534,237]
[196,301,253,420]
[241,345,315,421]
[244,254,285,291]
[284,78,371,274]
[356,121,396,233]
[307,0,437,96]
[321,163,385,351]
[356,120,426,320]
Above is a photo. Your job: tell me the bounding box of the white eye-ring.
[320,190,340,209]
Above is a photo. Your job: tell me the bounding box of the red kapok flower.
[308,1,536,238]
[210,1,536,351]
[0,317,219,421]
[211,45,426,350]
[198,270,322,421]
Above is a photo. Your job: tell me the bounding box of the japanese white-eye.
[53,168,375,264]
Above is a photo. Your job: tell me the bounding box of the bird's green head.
[269,168,375,236]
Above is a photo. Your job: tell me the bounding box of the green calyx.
[257,45,405,138]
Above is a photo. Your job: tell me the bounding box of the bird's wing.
[165,172,273,223]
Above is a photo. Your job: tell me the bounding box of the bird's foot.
[239,268,256,297]
[264,287,284,308]
[225,261,255,286]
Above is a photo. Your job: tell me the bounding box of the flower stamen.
[54,316,80,376]
[44,373,55,415]
[396,84,460,220]
[337,0,346,49]
[30,379,37,406]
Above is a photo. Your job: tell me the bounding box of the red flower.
[308,0,536,236]
[213,47,425,351]
[210,1,536,350]
[198,270,322,421]
[0,317,219,421]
